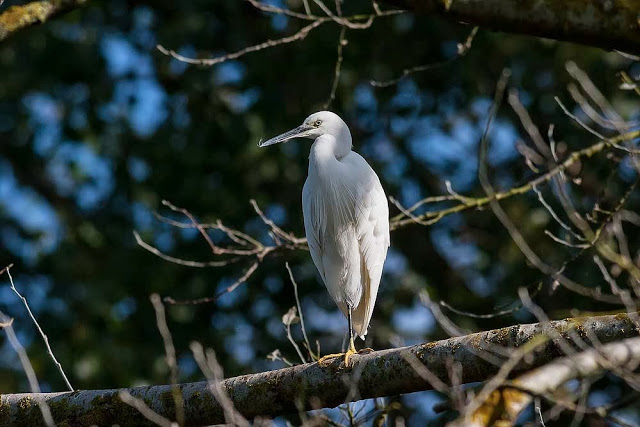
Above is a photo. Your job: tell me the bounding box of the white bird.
[259,111,390,366]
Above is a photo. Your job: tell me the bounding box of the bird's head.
[258,111,351,148]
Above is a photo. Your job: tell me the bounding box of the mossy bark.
[0,0,87,43]
[1,312,638,426]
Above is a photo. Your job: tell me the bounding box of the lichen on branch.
[0,0,87,43]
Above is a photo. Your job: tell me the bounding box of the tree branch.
[385,0,640,54]
[2,312,638,425]
[464,336,640,426]
[0,0,87,43]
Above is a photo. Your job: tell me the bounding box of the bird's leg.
[343,307,357,367]
[318,307,358,367]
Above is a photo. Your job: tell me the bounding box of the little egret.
[259,111,390,366]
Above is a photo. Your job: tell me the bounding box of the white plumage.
[260,111,390,360]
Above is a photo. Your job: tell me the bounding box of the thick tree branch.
[385,0,640,54]
[1,312,639,425]
[0,0,87,43]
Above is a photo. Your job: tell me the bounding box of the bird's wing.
[352,155,390,337]
[302,178,326,283]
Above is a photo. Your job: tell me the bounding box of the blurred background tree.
[0,0,639,424]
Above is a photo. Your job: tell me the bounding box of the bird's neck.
[309,134,351,166]
[309,135,351,176]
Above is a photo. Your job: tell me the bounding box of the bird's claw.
[357,347,374,355]
[343,346,357,367]
[317,346,361,368]
[317,352,346,367]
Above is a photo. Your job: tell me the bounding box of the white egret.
[259,111,390,366]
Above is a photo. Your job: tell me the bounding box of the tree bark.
[2,1,639,53]
[1,312,638,426]
[385,0,640,54]
[0,0,87,43]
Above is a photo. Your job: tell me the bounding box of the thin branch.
[191,342,249,427]
[419,290,468,337]
[389,129,640,229]
[438,281,541,319]
[532,185,585,242]
[323,25,347,109]
[162,199,255,257]
[286,262,316,360]
[454,334,550,425]
[250,199,306,246]
[311,0,375,29]
[508,88,551,158]
[555,96,607,140]
[246,0,319,20]
[164,261,259,305]
[282,306,307,364]
[472,71,637,305]
[157,20,327,66]
[370,26,478,88]
[150,294,184,426]
[134,231,238,268]
[118,391,177,427]
[5,265,74,391]
[0,310,55,427]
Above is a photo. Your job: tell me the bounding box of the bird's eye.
[314,120,322,127]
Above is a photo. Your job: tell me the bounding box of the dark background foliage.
[1,0,638,424]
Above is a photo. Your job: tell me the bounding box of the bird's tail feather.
[352,258,375,339]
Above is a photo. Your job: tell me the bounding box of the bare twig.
[282,306,307,364]
[508,88,551,158]
[157,20,326,66]
[370,26,478,87]
[453,334,550,425]
[437,281,541,319]
[150,294,184,426]
[246,0,319,20]
[191,342,250,427]
[134,231,238,268]
[324,25,347,109]
[119,391,177,427]
[5,265,74,391]
[419,290,468,337]
[0,310,55,427]
[472,71,637,305]
[390,129,640,229]
[286,262,316,360]
[312,0,375,29]
[164,261,259,305]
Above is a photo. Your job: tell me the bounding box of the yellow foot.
[317,347,359,367]
[317,352,346,367]
[317,335,364,368]
[343,346,357,367]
